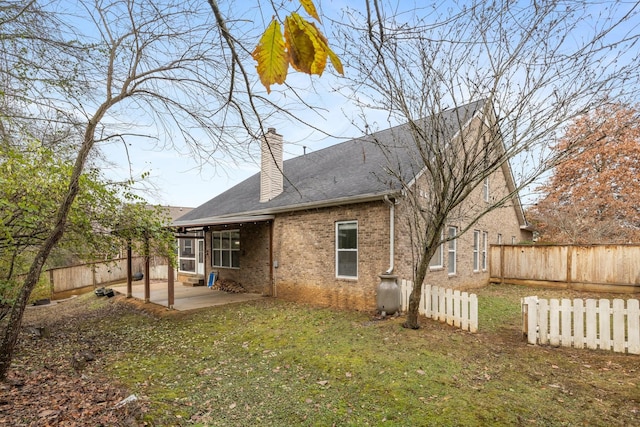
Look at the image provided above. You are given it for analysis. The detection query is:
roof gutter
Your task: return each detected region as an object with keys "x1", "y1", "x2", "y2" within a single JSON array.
[
  {"x1": 383, "y1": 195, "x2": 399, "y2": 274},
  {"x1": 245, "y1": 191, "x2": 400, "y2": 216},
  {"x1": 173, "y1": 214, "x2": 275, "y2": 229},
  {"x1": 174, "y1": 191, "x2": 402, "y2": 229}
]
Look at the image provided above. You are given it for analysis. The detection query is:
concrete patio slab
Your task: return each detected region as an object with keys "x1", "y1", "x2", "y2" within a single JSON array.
[{"x1": 110, "y1": 280, "x2": 263, "y2": 311}]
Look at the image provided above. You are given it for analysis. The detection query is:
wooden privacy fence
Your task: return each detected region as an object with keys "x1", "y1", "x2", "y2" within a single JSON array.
[
  {"x1": 47, "y1": 256, "x2": 169, "y2": 294},
  {"x1": 400, "y1": 280, "x2": 478, "y2": 332},
  {"x1": 490, "y1": 244, "x2": 640, "y2": 293},
  {"x1": 522, "y1": 296, "x2": 640, "y2": 354}
]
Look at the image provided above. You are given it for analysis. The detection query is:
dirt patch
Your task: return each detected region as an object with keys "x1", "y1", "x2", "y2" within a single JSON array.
[
  {"x1": 112, "y1": 294, "x2": 185, "y2": 319},
  {"x1": 2, "y1": 295, "x2": 148, "y2": 426}
]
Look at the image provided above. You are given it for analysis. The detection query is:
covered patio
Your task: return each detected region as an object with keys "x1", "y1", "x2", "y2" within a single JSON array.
[{"x1": 111, "y1": 280, "x2": 263, "y2": 311}]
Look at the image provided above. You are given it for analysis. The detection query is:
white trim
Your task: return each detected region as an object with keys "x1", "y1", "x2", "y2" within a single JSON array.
[
  {"x1": 336, "y1": 220, "x2": 358, "y2": 279},
  {"x1": 447, "y1": 226, "x2": 457, "y2": 275},
  {"x1": 482, "y1": 231, "x2": 488, "y2": 271},
  {"x1": 197, "y1": 239, "x2": 205, "y2": 275},
  {"x1": 212, "y1": 229, "x2": 240, "y2": 269},
  {"x1": 473, "y1": 230, "x2": 480, "y2": 272},
  {"x1": 429, "y1": 231, "x2": 444, "y2": 269},
  {"x1": 178, "y1": 237, "x2": 203, "y2": 274}
]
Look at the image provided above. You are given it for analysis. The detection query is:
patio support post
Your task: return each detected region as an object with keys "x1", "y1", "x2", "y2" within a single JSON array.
[
  {"x1": 168, "y1": 259, "x2": 174, "y2": 309},
  {"x1": 144, "y1": 235, "x2": 150, "y2": 303},
  {"x1": 126, "y1": 239, "x2": 132, "y2": 298}
]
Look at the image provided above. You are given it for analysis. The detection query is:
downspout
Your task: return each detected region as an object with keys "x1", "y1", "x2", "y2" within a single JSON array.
[
  {"x1": 378, "y1": 195, "x2": 401, "y2": 316},
  {"x1": 383, "y1": 195, "x2": 397, "y2": 274},
  {"x1": 269, "y1": 220, "x2": 275, "y2": 297}
]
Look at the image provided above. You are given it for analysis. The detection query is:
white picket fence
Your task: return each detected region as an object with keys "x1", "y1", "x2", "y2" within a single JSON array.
[
  {"x1": 521, "y1": 296, "x2": 640, "y2": 354},
  {"x1": 399, "y1": 280, "x2": 478, "y2": 332}
]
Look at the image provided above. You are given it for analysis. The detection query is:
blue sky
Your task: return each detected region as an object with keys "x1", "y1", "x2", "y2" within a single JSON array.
[
  {"x1": 95, "y1": 0, "x2": 639, "y2": 209},
  {"x1": 99, "y1": 0, "x2": 374, "y2": 209},
  {"x1": 101, "y1": 75, "x2": 368, "y2": 208}
]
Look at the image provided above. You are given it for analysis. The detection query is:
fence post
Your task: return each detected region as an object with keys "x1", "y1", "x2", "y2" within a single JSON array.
[
  {"x1": 573, "y1": 299, "x2": 585, "y2": 349},
  {"x1": 168, "y1": 260, "x2": 175, "y2": 309},
  {"x1": 522, "y1": 296, "x2": 538, "y2": 345},
  {"x1": 469, "y1": 294, "x2": 478, "y2": 333},
  {"x1": 438, "y1": 287, "x2": 446, "y2": 322},
  {"x1": 599, "y1": 299, "x2": 611, "y2": 350},
  {"x1": 538, "y1": 299, "x2": 548, "y2": 345},
  {"x1": 585, "y1": 299, "x2": 598, "y2": 349},
  {"x1": 453, "y1": 290, "x2": 461, "y2": 327},
  {"x1": 445, "y1": 288, "x2": 454, "y2": 325},
  {"x1": 423, "y1": 284, "x2": 431, "y2": 317},
  {"x1": 566, "y1": 246, "x2": 573, "y2": 289},
  {"x1": 560, "y1": 299, "x2": 572, "y2": 347},
  {"x1": 400, "y1": 279, "x2": 411, "y2": 313},
  {"x1": 48, "y1": 269, "x2": 55, "y2": 298},
  {"x1": 499, "y1": 244, "x2": 505, "y2": 284},
  {"x1": 461, "y1": 292, "x2": 469, "y2": 331},
  {"x1": 612, "y1": 299, "x2": 625, "y2": 353},
  {"x1": 126, "y1": 240, "x2": 133, "y2": 298},
  {"x1": 628, "y1": 299, "x2": 640, "y2": 354}
]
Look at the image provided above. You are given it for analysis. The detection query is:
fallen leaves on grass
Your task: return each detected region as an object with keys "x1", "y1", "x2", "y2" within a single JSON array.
[
  {"x1": 0, "y1": 295, "x2": 147, "y2": 426},
  {"x1": 0, "y1": 369, "x2": 142, "y2": 426}
]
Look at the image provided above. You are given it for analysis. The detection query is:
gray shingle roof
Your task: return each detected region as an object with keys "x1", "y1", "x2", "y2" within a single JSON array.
[{"x1": 175, "y1": 100, "x2": 485, "y2": 225}]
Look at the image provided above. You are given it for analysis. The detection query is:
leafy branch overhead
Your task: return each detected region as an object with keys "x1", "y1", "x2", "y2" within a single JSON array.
[{"x1": 252, "y1": 0, "x2": 343, "y2": 93}]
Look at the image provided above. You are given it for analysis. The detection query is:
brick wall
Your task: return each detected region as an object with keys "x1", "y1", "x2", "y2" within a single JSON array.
[
  {"x1": 394, "y1": 161, "x2": 530, "y2": 290},
  {"x1": 238, "y1": 222, "x2": 271, "y2": 293},
  {"x1": 205, "y1": 222, "x2": 272, "y2": 294},
  {"x1": 272, "y1": 201, "x2": 390, "y2": 311}
]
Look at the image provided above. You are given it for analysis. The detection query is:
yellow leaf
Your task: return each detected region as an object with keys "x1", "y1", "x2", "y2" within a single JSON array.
[
  {"x1": 252, "y1": 19, "x2": 288, "y2": 93},
  {"x1": 284, "y1": 13, "x2": 328, "y2": 76},
  {"x1": 327, "y1": 47, "x2": 344, "y2": 75},
  {"x1": 299, "y1": 0, "x2": 321, "y2": 23}
]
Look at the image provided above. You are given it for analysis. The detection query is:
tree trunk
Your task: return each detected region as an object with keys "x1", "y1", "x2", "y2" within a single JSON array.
[
  {"x1": 0, "y1": 230, "x2": 62, "y2": 379},
  {"x1": 0, "y1": 119, "x2": 98, "y2": 380},
  {"x1": 404, "y1": 285, "x2": 422, "y2": 329},
  {"x1": 403, "y1": 244, "x2": 433, "y2": 330}
]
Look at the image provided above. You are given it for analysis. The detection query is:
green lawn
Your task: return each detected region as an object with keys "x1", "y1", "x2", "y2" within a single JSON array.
[{"x1": 20, "y1": 284, "x2": 640, "y2": 426}]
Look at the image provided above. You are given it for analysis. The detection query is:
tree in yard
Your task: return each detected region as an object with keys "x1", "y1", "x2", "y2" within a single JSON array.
[
  {"x1": 333, "y1": 0, "x2": 640, "y2": 328},
  {"x1": 0, "y1": 0, "x2": 308, "y2": 379},
  {"x1": 0, "y1": 136, "x2": 175, "y2": 321},
  {"x1": 0, "y1": 139, "x2": 102, "y2": 319},
  {"x1": 528, "y1": 103, "x2": 640, "y2": 244}
]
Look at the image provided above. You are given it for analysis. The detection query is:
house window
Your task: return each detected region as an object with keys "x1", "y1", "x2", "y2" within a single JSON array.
[
  {"x1": 184, "y1": 239, "x2": 193, "y2": 255},
  {"x1": 482, "y1": 231, "x2": 488, "y2": 271},
  {"x1": 178, "y1": 238, "x2": 196, "y2": 272},
  {"x1": 212, "y1": 230, "x2": 240, "y2": 268},
  {"x1": 336, "y1": 221, "x2": 358, "y2": 278},
  {"x1": 483, "y1": 177, "x2": 490, "y2": 202},
  {"x1": 429, "y1": 231, "x2": 444, "y2": 269},
  {"x1": 497, "y1": 233, "x2": 503, "y2": 245},
  {"x1": 447, "y1": 226, "x2": 457, "y2": 275},
  {"x1": 177, "y1": 231, "x2": 203, "y2": 272},
  {"x1": 473, "y1": 230, "x2": 480, "y2": 272},
  {"x1": 511, "y1": 236, "x2": 516, "y2": 245}
]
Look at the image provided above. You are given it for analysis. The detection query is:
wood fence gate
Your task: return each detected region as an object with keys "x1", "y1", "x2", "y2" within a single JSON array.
[
  {"x1": 400, "y1": 280, "x2": 478, "y2": 332},
  {"x1": 522, "y1": 296, "x2": 640, "y2": 354}
]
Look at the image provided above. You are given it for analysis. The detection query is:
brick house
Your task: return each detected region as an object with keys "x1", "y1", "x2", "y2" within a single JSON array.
[{"x1": 173, "y1": 101, "x2": 532, "y2": 311}]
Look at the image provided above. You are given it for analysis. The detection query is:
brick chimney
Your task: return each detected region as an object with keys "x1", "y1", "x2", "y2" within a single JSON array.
[{"x1": 260, "y1": 128, "x2": 283, "y2": 202}]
